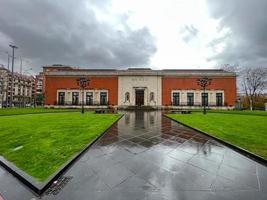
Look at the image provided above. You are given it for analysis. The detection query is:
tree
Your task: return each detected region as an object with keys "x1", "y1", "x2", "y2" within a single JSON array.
[
  {"x1": 241, "y1": 94, "x2": 267, "y2": 110},
  {"x1": 220, "y1": 64, "x2": 240, "y2": 73},
  {"x1": 35, "y1": 93, "x2": 44, "y2": 106},
  {"x1": 220, "y1": 64, "x2": 242, "y2": 90},
  {"x1": 241, "y1": 67, "x2": 267, "y2": 110}
]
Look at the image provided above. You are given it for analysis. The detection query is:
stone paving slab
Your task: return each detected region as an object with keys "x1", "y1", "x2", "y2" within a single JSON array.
[{"x1": 0, "y1": 111, "x2": 266, "y2": 200}]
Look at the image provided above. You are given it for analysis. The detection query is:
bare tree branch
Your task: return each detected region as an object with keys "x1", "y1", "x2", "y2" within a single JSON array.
[{"x1": 241, "y1": 67, "x2": 267, "y2": 110}]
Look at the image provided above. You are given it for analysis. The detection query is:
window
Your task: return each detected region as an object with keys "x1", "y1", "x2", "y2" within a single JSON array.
[
  {"x1": 172, "y1": 92, "x2": 180, "y2": 106},
  {"x1": 150, "y1": 92, "x2": 154, "y2": 102},
  {"x1": 216, "y1": 93, "x2": 223, "y2": 106},
  {"x1": 86, "y1": 92, "x2": 93, "y2": 105},
  {"x1": 187, "y1": 93, "x2": 194, "y2": 106},
  {"x1": 125, "y1": 92, "x2": 130, "y2": 102},
  {"x1": 58, "y1": 92, "x2": 65, "y2": 105},
  {"x1": 201, "y1": 93, "x2": 208, "y2": 106},
  {"x1": 72, "y1": 92, "x2": 79, "y2": 105},
  {"x1": 100, "y1": 92, "x2": 107, "y2": 105}
]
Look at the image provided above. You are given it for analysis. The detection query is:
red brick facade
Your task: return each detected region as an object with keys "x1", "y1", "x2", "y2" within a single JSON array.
[
  {"x1": 162, "y1": 76, "x2": 236, "y2": 106},
  {"x1": 44, "y1": 76, "x2": 118, "y2": 105},
  {"x1": 43, "y1": 66, "x2": 237, "y2": 108}
]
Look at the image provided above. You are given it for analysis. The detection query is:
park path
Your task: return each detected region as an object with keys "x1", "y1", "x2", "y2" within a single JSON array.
[{"x1": 0, "y1": 111, "x2": 267, "y2": 200}]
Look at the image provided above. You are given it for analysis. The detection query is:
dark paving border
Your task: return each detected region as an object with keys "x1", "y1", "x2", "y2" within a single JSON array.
[
  {"x1": 164, "y1": 114, "x2": 267, "y2": 167},
  {"x1": 0, "y1": 114, "x2": 124, "y2": 196}
]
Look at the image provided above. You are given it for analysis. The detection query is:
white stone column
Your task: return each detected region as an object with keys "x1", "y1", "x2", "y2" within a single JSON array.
[
  {"x1": 66, "y1": 91, "x2": 71, "y2": 103},
  {"x1": 93, "y1": 90, "x2": 99, "y2": 105},
  {"x1": 209, "y1": 91, "x2": 214, "y2": 106},
  {"x1": 144, "y1": 88, "x2": 147, "y2": 106},
  {"x1": 181, "y1": 91, "x2": 187, "y2": 105},
  {"x1": 132, "y1": 88, "x2": 135, "y2": 106},
  {"x1": 195, "y1": 91, "x2": 201, "y2": 106}
]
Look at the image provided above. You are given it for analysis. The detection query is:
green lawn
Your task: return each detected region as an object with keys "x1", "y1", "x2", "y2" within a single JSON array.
[
  {"x1": 167, "y1": 112, "x2": 267, "y2": 159},
  {"x1": 0, "y1": 107, "x2": 78, "y2": 115},
  {"x1": 193, "y1": 109, "x2": 267, "y2": 116},
  {"x1": 0, "y1": 112, "x2": 121, "y2": 181}
]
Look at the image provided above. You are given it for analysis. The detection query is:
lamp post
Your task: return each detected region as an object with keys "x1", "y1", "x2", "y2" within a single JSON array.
[
  {"x1": 9, "y1": 44, "x2": 18, "y2": 107},
  {"x1": 197, "y1": 77, "x2": 212, "y2": 114},
  {"x1": 5, "y1": 51, "x2": 11, "y2": 70},
  {"x1": 76, "y1": 77, "x2": 90, "y2": 114}
]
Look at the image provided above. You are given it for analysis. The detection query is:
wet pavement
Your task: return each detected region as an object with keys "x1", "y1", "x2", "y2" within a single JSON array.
[{"x1": 0, "y1": 111, "x2": 267, "y2": 200}]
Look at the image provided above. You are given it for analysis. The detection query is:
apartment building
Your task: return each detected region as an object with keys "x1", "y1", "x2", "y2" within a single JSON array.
[{"x1": 0, "y1": 66, "x2": 36, "y2": 107}]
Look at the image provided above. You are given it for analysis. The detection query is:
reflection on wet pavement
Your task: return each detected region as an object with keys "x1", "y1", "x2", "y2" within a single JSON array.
[{"x1": 0, "y1": 111, "x2": 267, "y2": 200}]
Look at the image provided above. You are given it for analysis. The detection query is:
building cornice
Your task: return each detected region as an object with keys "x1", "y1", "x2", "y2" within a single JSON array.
[
  {"x1": 43, "y1": 66, "x2": 236, "y2": 77},
  {"x1": 45, "y1": 71, "x2": 236, "y2": 77}
]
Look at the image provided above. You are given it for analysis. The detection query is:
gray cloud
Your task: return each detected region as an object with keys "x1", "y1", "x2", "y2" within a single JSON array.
[
  {"x1": 180, "y1": 25, "x2": 199, "y2": 43},
  {"x1": 0, "y1": 0, "x2": 157, "y2": 73},
  {"x1": 206, "y1": 0, "x2": 267, "y2": 67}
]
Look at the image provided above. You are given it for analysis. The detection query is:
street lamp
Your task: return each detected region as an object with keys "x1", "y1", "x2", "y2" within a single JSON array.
[
  {"x1": 76, "y1": 77, "x2": 90, "y2": 114},
  {"x1": 5, "y1": 51, "x2": 11, "y2": 70},
  {"x1": 9, "y1": 44, "x2": 18, "y2": 107},
  {"x1": 197, "y1": 77, "x2": 212, "y2": 114}
]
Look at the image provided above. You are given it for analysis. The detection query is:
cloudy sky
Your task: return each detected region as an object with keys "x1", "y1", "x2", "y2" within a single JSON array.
[{"x1": 0, "y1": 0, "x2": 266, "y2": 74}]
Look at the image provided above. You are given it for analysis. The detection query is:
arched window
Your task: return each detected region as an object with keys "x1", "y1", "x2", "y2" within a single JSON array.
[
  {"x1": 150, "y1": 92, "x2": 154, "y2": 101},
  {"x1": 125, "y1": 92, "x2": 130, "y2": 102}
]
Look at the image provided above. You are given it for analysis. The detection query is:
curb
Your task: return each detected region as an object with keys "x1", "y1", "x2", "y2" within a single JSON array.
[
  {"x1": 164, "y1": 114, "x2": 267, "y2": 167},
  {"x1": 0, "y1": 110, "x2": 79, "y2": 117},
  {"x1": 0, "y1": 114, "x2": 124, "y2": 196}
]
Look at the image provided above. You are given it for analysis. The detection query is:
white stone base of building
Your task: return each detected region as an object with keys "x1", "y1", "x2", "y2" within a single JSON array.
[
  {"x1": 45, "y1": 105, "x2": 110, "y2": 109},
  {"x1": 45, "y1": 104, "x2": 235, "y2": 110}
]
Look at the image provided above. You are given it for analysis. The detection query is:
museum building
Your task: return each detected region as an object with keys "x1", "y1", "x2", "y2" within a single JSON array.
[{"x1": 43, "y1": 65, "x2": 236, "y2": 109}]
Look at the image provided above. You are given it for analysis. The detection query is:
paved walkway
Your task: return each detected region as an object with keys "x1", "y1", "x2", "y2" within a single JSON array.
[{"x1": 0, "y1": 111, "x2": 267, "y2": 200}]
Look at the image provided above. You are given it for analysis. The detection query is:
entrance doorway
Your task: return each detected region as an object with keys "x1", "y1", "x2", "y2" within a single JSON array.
[{"x1": 135, "y1": 90, "x2": 144, "y2": 106}]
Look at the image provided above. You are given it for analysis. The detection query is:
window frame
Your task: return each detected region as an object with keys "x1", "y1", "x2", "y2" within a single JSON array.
[
  {"x1": 201, "y1": 92, "x2": 208, "y2": 106},
  {"x1": 172, "y1": 92, "x2": 180, "y2": 106},
  {"x1": 72, "y1": 92, "x2": 79, "y2": 105},
  {"x1": 216, "y1": 92, "x2": 223, "y2": 106},
  {"x1": 187, "y1": 92, "x2": 194, "y2": 106},
  {"x1": 86, "y1": 92, "x2": 93, "y2": 105},
  {"x1": 100, "y1": 91, "x2": 108, "y2": 105},
  {"x1": 58, "y1": 92, "x2": 65, "y2": 105}
]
